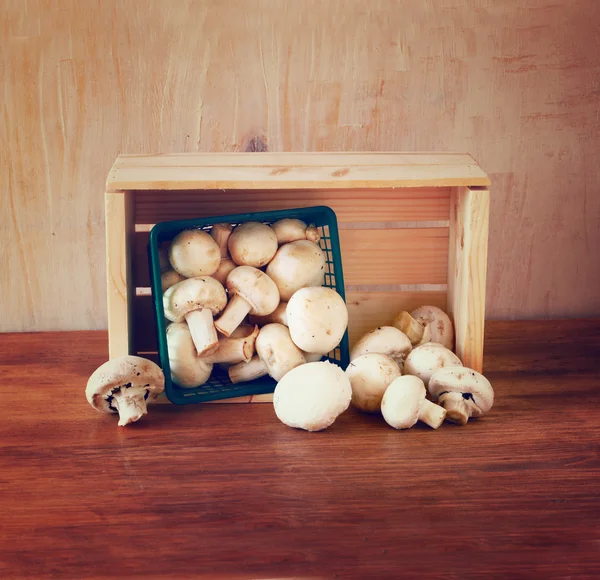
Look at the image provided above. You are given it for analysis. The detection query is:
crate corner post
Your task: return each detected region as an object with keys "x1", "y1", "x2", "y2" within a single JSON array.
[
  {"x1": 105, "y1": 189, "x2": 135, "y2": 359},
  {"x1": 447, "y1": 186, "x2": 490, "y2": 373}
]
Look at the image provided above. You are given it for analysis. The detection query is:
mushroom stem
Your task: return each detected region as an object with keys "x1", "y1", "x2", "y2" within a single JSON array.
[
  {"x1": 228, "y1": 355, "x2": 268, "y2": 383},
  {"x1": 437, "y1": 392, "x2": 470, "y2": 425},
  {"x1": 306, "y1": 225, "x2": 321, "y2": 243},
  {"x1": 184, "y1": 308, "x2": 219, "y2": 356},
  {"x1": 418, "y1": 399, "x2": 447, "y2": 429},
  {"x1": 249, "y1": 301, "x2": 288, "y2": 327},
  {"x1": 202, "y1": 326, "x2": 259, "y2": 364},
  {"x1": 215, "y1": 294, "x2": 253, "y2": 337},
  {"x1": 211, "y1": 223, "x2": 233, "y2": 259},
  {"x1": 392, "y1": 311, "x2": 426, "y2": 346},
  {"x1": 111, "y1": 388, "x2": 149, "y2": 427}
]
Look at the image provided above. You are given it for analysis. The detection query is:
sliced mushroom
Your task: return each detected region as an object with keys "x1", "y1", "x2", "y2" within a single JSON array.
[
  {"x1": 161, "y1": 269, "x2": 186, "y2": 292},
  {"x1": 168, "y1": 229, "x2": 221, "y2": 278},
  {"x1": 163, "y1": 277, "x2": 227, "y2": 356},
  {"x1": 214, "y1": 266, "x2": 280, "y2": 337},
  {"x1": 249, "y1": 301, "x2": 288, "y2": 327},
  {"x1": 228, "y1": 323, "x2": 306, "y2": 383},
  {"x1": 166, "y1": 322, "x2": 213, "y2": 387},
  {"x1": 270, "y1": 218, "x2": 321, "y2": 244},
  {"x1": 202, "y1": 324, "x2": 259, "y2": 365},
  {"x1": 228, "y1": 222, "x2": 278, "y2": 267},
  {"x1": 381, "y1": 375, "x2": 446, "y2": 430},
  {"x1": 345, "y1": 353, "x2": 402, "y2": 413},
  {"x1": 286, "y1": 287, "x2": 348, "y2": 355},
  {"x1": 403, "y1": 342, "x2": 462, "y2": 387},
  {"x1": 86, "y1": 356, "x2": 164, "y2": 426},
  {"x1": 273, "y1": 361, "x2": 352, "y2": 432},
  {"x1": 411, "y1": 305, "x2": 454, "y2": 350},
  {"x1": 266, "y1": 240, "x2": 326, "y2": 301},
  {"x1": 428, "y1": 366, "x2": 495, "y2": 425},
  {"x1": 350, "y1": 326, "x2": 412, "y2": 367}
]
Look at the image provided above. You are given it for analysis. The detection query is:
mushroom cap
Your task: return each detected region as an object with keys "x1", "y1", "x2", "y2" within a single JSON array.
[
  {"x1": 266, "y1": 240, "x2": 326, "y2": 301},
  {"x1": 381, "y1": 375, "x2": 427, "y2": 429},
  {"x1": 163, "y1": 276, "x2": 227, "y2": 322},
  {"x1": 169, "y1": 229, "x2": 221, "y2": 278},
  {"x1": 403, "y1": 342, "x2": 462, "y2": 387},
  {"x1": 270, "y1": 218, "x2": 320, "y2": 244},
  {"x1": 286, "y1": 287, "x2": 348, "y2": 354},
  {"x1": 411, "y1": 305, "x2": 454, "y2": 350},
  {"x1": 226, "y1": 266, "x2": 280, "y2": 316},
  {"x1": 273, "y1": 361, "x2": 352, "y2": 431},
  {"x1": 255, "y1": 323, "x2": 306, "y2": 382},
  {"x1": 161, "y1": 269, "x2": 186, "y2": 292},
  {"x1": 166, "y1": 322, "x2": 213, "y2": 387},
  {"x1": 346, "y1": 353, "x2": 402, "y2": 413},
  {"x1": 86, "y1": 355, "x2": 164, "y2": 414},
  {"x1": 228, "y1": 222, "x2": 278, "y2": 267},
  {"x1": 350, "y1": 326, "x2": 412, "y2": 364},
  {"x1": 212, "y1": 258, "x2": 237, "y2": 285},
  {"x1": 428, "y1": 366, "x2": 494, "y2": 417}
]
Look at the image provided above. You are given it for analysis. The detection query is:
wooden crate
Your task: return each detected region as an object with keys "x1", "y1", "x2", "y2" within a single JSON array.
[{"x1": 105, "y1": 152, "x2": 490, "y2": 401}]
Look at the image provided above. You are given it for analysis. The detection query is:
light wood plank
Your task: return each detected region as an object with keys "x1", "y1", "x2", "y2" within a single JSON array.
[
  {"x1": 105, "y1": 192, "x2": 134, "y2": 359},
  {"x1": 108, "y1": 163, "x2": 489, "y2": 191},
  {"x1": 134, "y1": 188, "x2": 452, "y2": 224},
  {"x1": 448, "y1": 187, "x2": 490, "y2": 372}
]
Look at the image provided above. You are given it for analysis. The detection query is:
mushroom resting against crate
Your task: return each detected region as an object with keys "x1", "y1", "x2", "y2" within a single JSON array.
[{"x1": 104, "y1": 152, "x2": 490, "y2": 403}]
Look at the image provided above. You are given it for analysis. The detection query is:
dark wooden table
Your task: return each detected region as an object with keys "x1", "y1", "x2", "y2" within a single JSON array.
[{"x1": 1, "y1": 320, "x2": 599, "y2": 579}]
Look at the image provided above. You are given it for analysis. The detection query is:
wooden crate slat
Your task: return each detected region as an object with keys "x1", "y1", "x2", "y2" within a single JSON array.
[
  {"x1": 134, "y1": 188, "x2": 451, "y2": 224},
  {"x1": 132, "y1": 227, "x2": 448, "y2": 288},
  {"x1": 109, "y1": 163, "x2": 490, "y2": 191},
  {"x1": 132, "y1": 290, "x2": 447, "y2": 354}
]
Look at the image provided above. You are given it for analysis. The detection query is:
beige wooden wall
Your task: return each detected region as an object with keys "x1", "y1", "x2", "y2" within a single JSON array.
[{"x1": 2, "y1": 0, "x2": 599, "y2": 332}]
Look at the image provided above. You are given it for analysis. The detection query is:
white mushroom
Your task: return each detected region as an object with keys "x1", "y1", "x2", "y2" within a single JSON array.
[
  {"x1": 212, "y1": 258, "x2": 237, "y2": 285},
  {"x1": 411, "y1": 305, "x2": 454, "y2": 350},
  {"x1": 403, "y1": 342, "x2": 462, "y2": 387},
  {"x1": 168, "y1": 229, "x2": 221, "y2": 278},
  {"x1": 202, "y1": 324, "x2": 259, "y2": 365},
  {"x1": 350, "y1": 326, "x2": 412, "y2": 367},
  {"x1": 249, "y1": 301, "x2": 288, "y2": 327},
  {"x1": 273, "y1": 361, "x2": 352, "y2": 432},
  {"x1": 381, "y1": 376, "x2": 447, "y2": 430},
  {"x1": 391, "y1": 311, "x2": 431, "y2": 347},
  {"x1": 270, "y1": 218, "x2": 321, "y2": 245},
  {"x1": 228, "y1": 222, "x2": 278, "y2": 267},
  {"x1": 345, "y1": 353, "x2": 401, "y2": 413},
  {"x1": 210, "y1": 223, "x2": 233, "y2": 259},
  {"x1": 286, "y1": 287, "x2": 348, "y2": 354},
  {"x1": 266, "y1": 240, "x2": 326, "y2": 301},
  {"x1": 161, "y1": 269, "x2": 186, "y2": 292},
  {"x1": 428, "y1": 366, "x2": 495, "y2": 425},
  {"x1": 163, "y1": 277, "x2": 227, "y2": 356},
  {"x1": 228, "y1": 323, "x2": 306, "y2": 383},
  {"x1": 166, "y1": 322, "x2": 213, "y2": 387},
  {"x1": 86, "y1": 356, "x2": 164, "y2": 426},
  {"x1": 212, "y1": 324, "x2": 258, "y2": 372},
  {"x1": 214, "y1": 266, "x2": 280, "y2": 337}
]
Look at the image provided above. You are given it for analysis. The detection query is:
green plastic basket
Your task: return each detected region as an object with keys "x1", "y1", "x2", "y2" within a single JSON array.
[{"x1": 148, "y1": 205, "x2": 349, "y2": 405}]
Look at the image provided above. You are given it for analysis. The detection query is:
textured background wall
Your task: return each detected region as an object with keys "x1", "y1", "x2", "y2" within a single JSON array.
[{"x1": 2, "y1": 0, "x2": 599, "y2": 331}]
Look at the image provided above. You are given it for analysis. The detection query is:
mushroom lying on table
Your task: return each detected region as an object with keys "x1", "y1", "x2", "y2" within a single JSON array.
[
  {"x1": 350, "y1": 326, "x2": 412, "y2": 367},
  {"x1": 273, "y1": 361, "x2": 352, "y2": 432},
  {"x1": 403, "y1": 342, "x2": 462, "y2": 387},
  {"x1": 286, "y1": 287, "x2": 348, "y2": 355},
  {"x1": 266, "y1": 240, "x2": 326, "y2": 301},
  {"x1": 86, "y1": 356, "x2": 164, "y2": 426},
  {"x1": 345, "y1": 353, "x2": 401, "y2": 413},
  {"x1": 214, "y1": 266, "x2": 280, "y2": 337},
  {"x1": 228, "y1": 222, "x2": 278, "y2": 267},
  {"x1": 381, "y1": 376, "x2": 446, "y2": 430},
  {"x1": 270, "y1": 218, "x2": 320, "y2": 244},
  {"x1": 428, "y1": 366, "x2": 495, "y2": 425},
  {"x1": 166, "y1": 322, "x2": 213, "y2": 387},
  {"x1": 168, "y1": 229, "x2": 221, "y2": 278},
  {"x1": 163, "y1": 277, "x2": 227, "y2": 356},
  {"x1": 228, "y1": 323, "x2": 306, "y2": 383}
]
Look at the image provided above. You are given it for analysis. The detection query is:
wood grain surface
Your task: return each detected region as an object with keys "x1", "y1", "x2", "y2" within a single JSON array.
[
  {"x1": 1, "y1": 320, "x2": 599, "y2": 579},
  {"x1": 2, "y1": 0, "x2": 600, "y2": 332}
]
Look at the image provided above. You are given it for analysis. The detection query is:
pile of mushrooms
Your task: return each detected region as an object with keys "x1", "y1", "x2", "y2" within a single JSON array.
[
  {"x1": 345, "y1": 305, "x2": 495, "y2": 430},
  {"x1": 158, "y1": 219, "x2": 349, "y2": 394}
]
